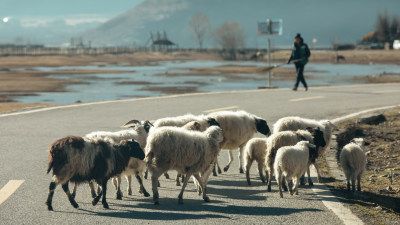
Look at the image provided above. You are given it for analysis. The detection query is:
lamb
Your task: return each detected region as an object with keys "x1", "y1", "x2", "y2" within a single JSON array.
[
  {"x1": 74, "y1": 120, "x2": 153, "y2": 200},
  {"x1": 340, "y1": 138, "x2": 369, "y2": 192},
  {"x1": 265, "y1": 128, "x2": 326, "y2": 191},
  {"x1": 274, "y1": 141, "x2": 317, "y2": 198},
  {"x1": 207, "y1": 110, "x2": 271, "y2": 174},
  {"x1": 45, "y1": 136, "x2": 145, "y2": 210},
  {"x1": 243, "y1": 138, "x2": 268, "y2": 185},
  {"x1": 146, "y1": 125, "x2": 223, "y2": 205},
  {"x1": 272, "y1": 116, "x2": 337, "y2": 183}
]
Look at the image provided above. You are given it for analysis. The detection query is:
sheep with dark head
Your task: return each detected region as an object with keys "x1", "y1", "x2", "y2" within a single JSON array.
[
  {"x1": 45, "y1": 136, "x2": 145, "y2": 211},
  {"x1": 207, "y1": 110, "x2": 271, "y2": 174}
]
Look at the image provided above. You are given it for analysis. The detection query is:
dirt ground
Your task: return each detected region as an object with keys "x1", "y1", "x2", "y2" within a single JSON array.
[
  {"x1": 322, "y1": 109, "x2": 400, "y2": 225},
  {"x1": 1, "y1": 50, "x2": 399, "y2": 114}
]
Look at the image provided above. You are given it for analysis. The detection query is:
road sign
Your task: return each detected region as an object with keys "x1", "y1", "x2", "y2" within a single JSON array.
[{"x1": 258, "y1": 19, "x2": 283, "y2": 36}]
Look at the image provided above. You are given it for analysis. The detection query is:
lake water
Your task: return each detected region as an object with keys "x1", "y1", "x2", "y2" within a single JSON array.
[{"x1": 15, "y1": 61, "x2": 400, "y2": 103}]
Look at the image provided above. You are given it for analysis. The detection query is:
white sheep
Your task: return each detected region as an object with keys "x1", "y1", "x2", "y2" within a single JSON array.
[
  {"x1": 272, "y1": 116, "x2": 337, "y2": 183},
  {"x1": 45, "y1": 136, "x2": 145, "y2": 210},
  {"x1": 74, "y1": 120, "x2": 153, "y2": 200},
  {"x1": 207, "y1": 110, "x2": 271, "y2": 174},
  {"x1": 146, "y1": 125, "x2": 223, "y2": 205},
  {"x1": 274, "y1": 141, "x2": 317, "y2": 198},
  {"x1": 146, "y1": 114, "x2": 220, "y2": 179},
  {"x1": 265, "y1": 128, "x2": 326, "y2": 191},
  {"x1": 340, "y1": 138, "x2": 369, "y2": 192},
  {"x1": 243, "y1": 137, "x2": 268, "y2": 185}
]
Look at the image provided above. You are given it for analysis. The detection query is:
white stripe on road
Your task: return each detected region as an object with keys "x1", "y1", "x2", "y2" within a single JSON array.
[
  {"x1": 0, "y1": 180, "x2": 24, "y2": 205},
  {"x1": 289, "y1": 96, "x2": 325, "y2": 102},
  {"x1": 202, "y1": 105, "x2": 239, "y2": 113}
]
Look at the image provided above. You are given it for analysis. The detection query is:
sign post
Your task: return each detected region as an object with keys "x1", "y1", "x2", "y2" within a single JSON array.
[{"x1": 257, "y1": 19, "x2": 282, "y2": 88}]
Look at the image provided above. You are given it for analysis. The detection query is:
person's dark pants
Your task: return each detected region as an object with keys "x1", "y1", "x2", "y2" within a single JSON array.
[{"x1": 294, "y1": 63, "x2": 308, "y2": 89}]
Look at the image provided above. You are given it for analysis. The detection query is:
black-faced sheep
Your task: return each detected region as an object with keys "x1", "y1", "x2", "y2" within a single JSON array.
[
  {"x1": 77, "y1": 120, "x2": 153, "y2": 200},
  {"x1": 207, "y1": 110, "x2": 271, "y2": 174},
  {"x1": 273, "y1": 116, "x2": 336, "y2": 183},
  {"x1": 45, "y1": 136, "x2": 145, "y2": 210},
  {"x1": 146, "y1": 126, "x2": 223, "y2": 205},
  {"x1": 274, "y1": 141, "x2": 317, "y2": 198},
  {"x1": 243, "y1": 137, "x2": 268, "y2": 185},
  {"x1": 265, "y1": 128, "x2": 326, "y2": 191},
  {"x1": 340, "y1": 138, "x2": 369, "y2": 192}
]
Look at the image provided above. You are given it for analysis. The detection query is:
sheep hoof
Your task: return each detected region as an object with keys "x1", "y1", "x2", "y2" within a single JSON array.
[
  {"x1": 267, "y1": 186, "x2": 271, "y2": 192},
  {"x1": 223, "y1": 166, "x2": 229, "y2": 172},
  {"x1": 116, "y1": 192, "x2": 122, "y2": 200},
  {"x1": 46, "y1": 202, "x2": 53, "y2": 211},
  {"x1": 176, "y1": 182, "x2": 181, "y2": 186},
  {"x1": 247, "y1": 181, "x2": 251, "y2": 186},
  {"x1": 308, "y1": 181, "x2": 314, "y2": 186},
  {"x1": 128, "y1": 190, "x2": 132, "y2": 195},
  {"x1": 92, "y1": 197, "x2": 100, "y2": 206},
  {"x1": 91, "y1": 192, "x2": 97, "y2": 198},
  {"x1": 143, "y1": 192, "x2": 150, "y2": 197},
  {"x1": 212, "y1": 171, "x2": 217, "y2": 176},
  {"x1": 239, "y1": 168, "x2": 244, "y2": 173},
  {"x1": 217, "y1": 168, "x2": 222, "y2": 174},
  {"x1": 72, "y1": 202, "x2": 79, "y2": 208},
  {"x1": 283, "y1": 186, "x2": 288, "y2": 192},
  {"x1": 102, "y1": 202, "x2": 109, "y2": 209},
  {"x1": 279, "y1": 194, "x2": 283, "y2": 198},
  {"x1": 204, "y1": 196, "x2": 210, "y2": 202}
]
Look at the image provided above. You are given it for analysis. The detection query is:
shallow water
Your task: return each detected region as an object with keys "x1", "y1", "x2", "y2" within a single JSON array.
[{"x1": 15, "y1": 61, "x2": 400, "y2": 103}]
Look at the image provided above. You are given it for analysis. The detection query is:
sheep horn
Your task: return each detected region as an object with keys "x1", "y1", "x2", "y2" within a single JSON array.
[
  {"x1": 145, "y1": 120, "x2": 154, "y2": 127},
  {"x1": 121, "y1": 119, "x2": 141, "y2": 128}
]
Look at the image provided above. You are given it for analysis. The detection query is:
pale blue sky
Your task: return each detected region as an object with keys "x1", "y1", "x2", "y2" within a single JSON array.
[{"x1": 0, "y1": 0, "x2": 144, "y2": 20}]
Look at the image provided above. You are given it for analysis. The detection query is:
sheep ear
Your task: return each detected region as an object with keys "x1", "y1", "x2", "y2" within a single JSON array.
[
  {"x1": 121, "y1": 119, "x2": 141, "y2": 128},
  {"x1": 305, "y1": 127, "x2": 314, "y2": 133}
]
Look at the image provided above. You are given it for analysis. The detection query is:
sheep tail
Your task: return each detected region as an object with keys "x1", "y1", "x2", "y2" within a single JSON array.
[
  {"x1": 47, "y1": 158, "x2": 53, "y2": 174},
  {"x1": 146, "y1": 151, "x2": 154, "y2": 167}
]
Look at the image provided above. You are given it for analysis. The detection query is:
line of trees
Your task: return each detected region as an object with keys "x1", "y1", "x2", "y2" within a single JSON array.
[
  {"x1": 375, "y1": 11, "x2": 400, "y2": 48},
  {"x1": 188, "y1": 13, "x2": 245, "y2": 59}
]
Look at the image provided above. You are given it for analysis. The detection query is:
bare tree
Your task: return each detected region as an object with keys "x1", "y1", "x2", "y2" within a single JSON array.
[
  {"x1": 376, "y1": 11, "x2": 400, "y2": 48},
  {"x1": 213, "y1": 22, "x2": 245, "y2": 60},
  {"x1": 188, "y1": 13, "x2": 211, "y2": 49}
]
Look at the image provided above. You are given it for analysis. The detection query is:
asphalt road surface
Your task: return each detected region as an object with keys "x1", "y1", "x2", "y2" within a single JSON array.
[{"x1": 1, "y1": 83, "x2": 399, "y2": 224}]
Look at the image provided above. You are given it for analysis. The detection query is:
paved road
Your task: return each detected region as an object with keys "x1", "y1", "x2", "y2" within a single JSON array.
[{"x1": 1, "y1": 83, "x2": 399, "y2": 224}]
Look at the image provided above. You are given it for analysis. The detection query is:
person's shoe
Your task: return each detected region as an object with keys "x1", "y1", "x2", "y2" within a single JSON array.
[
  {"x1": 305, "y1": 87, "x2": 308, "y2": 91},
  {"x1": 292, "y1": 87, "x2": 297, "y2": 91}
]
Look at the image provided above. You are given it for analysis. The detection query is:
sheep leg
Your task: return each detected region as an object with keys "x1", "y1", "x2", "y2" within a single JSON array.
[
  {"x1": 100, "y1": 180, "x2": 109, "y2": 209},
  {"x1": 257, "y1": 160, "x2": 266, "y2": 183},
  {"x1": 306, "y1": 166, "x2": 313, "y2": 186},
  {"x1": 300, "y1": 174, "x2": 306, "y2": 185},
  {"x1": 163, "y1": 172, "x2": 170, "y2": 179},
  {"x1": 46, "y1": 181, "x2": 57, "y2": 211},
  {"x1": 88, "y1": 181, "x2": 97, "y2": 198},
  {"x1": 92, "y1": 187, "x2": 103, "y2": 206},
  {"x1": 176, "y1": 173, "x2": 181, "y2": 186},
  {"x1": 151, "y1": 170, "x2": 163, "y2": 205},
  {"x1": 267, "y1": 167, "x2": 273, "y2": 192},
  {"x1": 238, "y1": 146, "x2": 245, "y2": 173},
  {"x1": 313, "y1": 161, "x2": 322, "y2": 183},
  {"x1": 135, "y1": 173, "x2": 150, "y2": 197},
  {"x1": 177, "y1": 172, "x2": 192, "y2": 204},
  {"x1": 245, "y1": 159, "x2": 253, "y2": 185},
  {"x1": 62, "y1": 181, "x2": 79, "y2": 209},
  {"x1": 216, "y1": 160, "x2": 222, "y2": 174},
  {"x1": 223, "y1": 150, "x2": 234, "y2": 172},
  {"x1": 116, "y1": 175, "x2": 123, "y2": 200},
  {"x1": 71, "y1": 182, "x2": 77, "y2": 199},
  {"x1": 286, "y1": 177, "x2": 293, "y2": 195},
  {"x1": 351, "y1": 173, "x2": 356, "y2": 192},
  {"x1": 144, "y1": 168, "x2": 148, "y2": 179},
  {"x1": 294, "y1": 177, "x2": 300, "y2": 195},
  {"x1": 125, "y1": 175, "x2": 133, "y2": 195},
  {"x1": 276, "y1": 170, "x2": 283, "y2": 198},
  {"x1": 212, "y1": 163, "x2": 217, "y2": 176},
  {"x1": 193, "y1": 173, "x2": 210, "y2": 202},
  {"x1": 282, "y1": 175, "x2": 289, "y2": 192}
]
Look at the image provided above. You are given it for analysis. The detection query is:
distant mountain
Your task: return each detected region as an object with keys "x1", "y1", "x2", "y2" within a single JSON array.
[{"x1": 81, "y1": 0, "x2": 400, "y2": 48}]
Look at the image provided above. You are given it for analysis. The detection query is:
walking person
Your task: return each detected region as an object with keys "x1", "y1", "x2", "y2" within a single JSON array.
[{"x1": 288, "y1": 33, "x2": 311, "y2": 91}]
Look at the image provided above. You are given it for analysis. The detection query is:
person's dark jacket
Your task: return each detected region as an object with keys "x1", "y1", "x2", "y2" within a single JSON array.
[{"x1": 288, "y1": 42, "x2": 311, "y2": 65}]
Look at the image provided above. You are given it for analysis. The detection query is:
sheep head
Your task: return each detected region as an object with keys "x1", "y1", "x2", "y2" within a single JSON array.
[
  {"x1": 255, "y1": 117, "x2": 271, "y2": 136},
  {"x1": 307, "y1": 127, "x2": 326, "y2": 148}
]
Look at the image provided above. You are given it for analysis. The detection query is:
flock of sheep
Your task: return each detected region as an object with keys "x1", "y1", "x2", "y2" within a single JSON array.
[{"x1": 45, "y1": 110, "x2": 368, "y2": 211}]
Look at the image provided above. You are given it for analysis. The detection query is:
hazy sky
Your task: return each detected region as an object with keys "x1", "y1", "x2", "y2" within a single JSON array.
[{"x1": 0, "y1": 0, "x2": 144, "y2": 24}]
